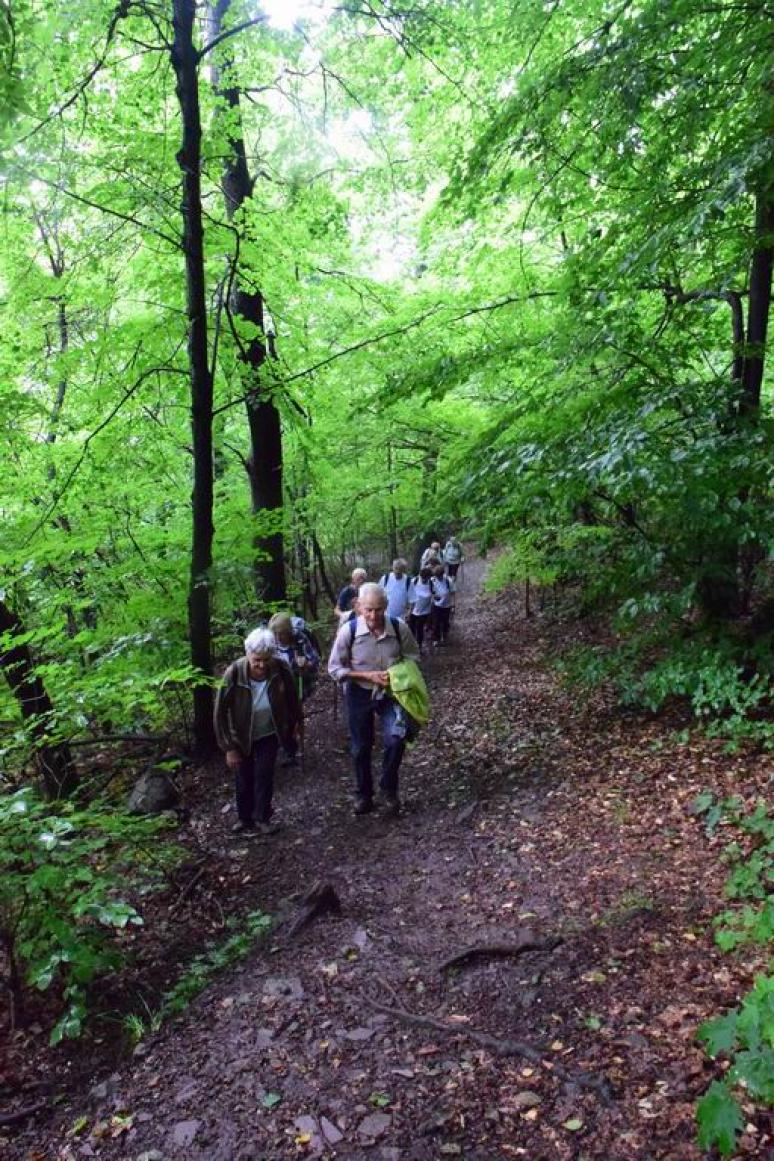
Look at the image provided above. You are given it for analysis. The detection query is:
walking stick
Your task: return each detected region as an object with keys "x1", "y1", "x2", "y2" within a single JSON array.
[{"x1": 297, "y1": 673, "x2": 306, "y2": 773}]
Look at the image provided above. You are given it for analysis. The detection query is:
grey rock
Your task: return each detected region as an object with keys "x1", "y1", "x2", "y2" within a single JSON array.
[
  {"x1": 320, "y1": 1117, "x2": 344, "y2": 1145},
  {"x1": 344, "y1": 1026, "x2": 375, "y2": 1041},
  {"x1": 358, "y1": 1112, "x2": 391, "y2": 1140},
  {"x1": 89, "y1": 1073, "x2": 121, "y2": 1104},
  {"x1": 509, "y1": 1090, "x2": 542, "y2": 1110},
  {"x1": 174, "y1": 1080, "x2": 199, "y2": 1105},
  {"x1": 136, "y1": 1152, "x2": 164, "y2": 1161},
  {"x1": 128, "y1": 769, "x2": 180, "y2": 815},
  {"x1": 263, "y1": 975, "x2": 304, "y2": 1000},
  {"x1": 171, "y1": 1120, "x2": 201, "y2": 1147}
]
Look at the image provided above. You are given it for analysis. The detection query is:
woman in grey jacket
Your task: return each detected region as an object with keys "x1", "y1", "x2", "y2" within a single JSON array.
[{"x1": 214, "y1": 628, "x2": 300, "y2": 835}]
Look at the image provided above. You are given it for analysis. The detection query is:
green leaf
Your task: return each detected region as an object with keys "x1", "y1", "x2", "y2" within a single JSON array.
[
  {"x1": 697, "y1": 1011, "x2": 739, "y2": 1057},
  {"x1": 368, "y1": 1092, "x2": 392, "y2": 1108},
  {"x1": 696, "y1": 1081, "x2": 744, "y2": 1157},
  {"x1": 262, "y1": 1092, "x2": 282, "y2": 1110}
]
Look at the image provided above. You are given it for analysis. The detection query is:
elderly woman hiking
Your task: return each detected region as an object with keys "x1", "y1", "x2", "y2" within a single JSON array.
[
  {"x1": 214, "y1": 627, "x2": 300, "y2": 835},
  {"x1": 328, "y1": 582, "x2": 419, "y2": 818}
]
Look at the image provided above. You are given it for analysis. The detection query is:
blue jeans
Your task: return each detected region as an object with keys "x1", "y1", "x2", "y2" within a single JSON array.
[
  {"x1": 346, "y1": 683, "x2": 406, "y2": 801},
  {"x1": 235, "y1": 735, "x2": 279, "y2": 824}
]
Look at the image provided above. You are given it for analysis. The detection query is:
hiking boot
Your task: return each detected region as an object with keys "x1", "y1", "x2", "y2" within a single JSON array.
[
  {"x1": 381, "y1": 796, "x2": 401, "y2": 819},
  {"x1": 256, "y1": 820, "x2": 282, "y2": 835},
  {"x1": 231, "y1": 821, "x2": 258, "y2": 837},
  {"x1": 353, "y1": 796, "x2": 373, "y2": 816}
]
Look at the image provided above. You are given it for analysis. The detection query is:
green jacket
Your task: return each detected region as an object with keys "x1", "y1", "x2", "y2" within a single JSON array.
[
  {"x1": 387, "y1": 658, "x2": 430, "y2": 727},
  {"x1": 214, "y1": 657, "x2": 300, "y2": 756}
]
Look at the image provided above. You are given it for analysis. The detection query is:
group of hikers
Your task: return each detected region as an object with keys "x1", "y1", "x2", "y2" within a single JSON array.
[{"x1": 213, "y1": 536, "x2": 465, "y2": 833}]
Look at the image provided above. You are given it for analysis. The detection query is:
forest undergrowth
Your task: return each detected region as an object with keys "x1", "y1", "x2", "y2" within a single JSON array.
[{"x1": 2, "y1": 558, "x2": 771, "y2": 1160}]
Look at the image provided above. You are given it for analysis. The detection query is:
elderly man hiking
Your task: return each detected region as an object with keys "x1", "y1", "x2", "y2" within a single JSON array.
[
  {"x1": 328, "y1": 582, "x2": 419, "y2": 818},
  {"x1": 334, "y1": 567, "x2": 367, "y2": 625}
]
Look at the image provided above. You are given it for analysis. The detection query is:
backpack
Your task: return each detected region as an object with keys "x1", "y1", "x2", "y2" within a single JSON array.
[{"x1": 291, "y1": 614, "x2": 322, "y2": 658}]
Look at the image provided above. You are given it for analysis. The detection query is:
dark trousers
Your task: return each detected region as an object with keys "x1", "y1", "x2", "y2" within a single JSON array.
[
  {"x1": 235, "y1": 734, "x2": 279, "y2": 824},
  {"x1": 447, "y1": 562, "x2": 460, "y2": 578},
  {"x1": 346, "y1": 683, "x2": 406, "y2": 801},
  {"x1": 409, "y1": 612, "x2": 430, "y2": 650},
  {"x1": 432, "y1": 605, "x2": 452, "y2": 642}
]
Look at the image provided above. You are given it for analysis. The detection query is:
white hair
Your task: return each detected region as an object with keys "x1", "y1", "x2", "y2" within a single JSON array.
[
  {"x1": 351, "y1": 567, "x2": 367, "y2": 583},
  {"x1": 358, "y1": 581, "x2": 387, "y2": 607},
  {"x1": 244, "y1": 627, "x2": 277, "y2": 656}
]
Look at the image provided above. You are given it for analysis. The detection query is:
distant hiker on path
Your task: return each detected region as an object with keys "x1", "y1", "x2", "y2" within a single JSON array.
[
  {"x1": 328, "y1": 582, "x2": 419, "y2": 817},
  {"x1": 379, "y1": 558, "x2": 412, "y2": 620},
  {"x1": 431, "y1": 563, "x2": 454, "y2": 645},
  {"x1": 408, "y1": 565, "x2": 435, "y2": 654},
  {"x1": 214, "y1": 628, "x2": 301, "y2": 835},
  {"x1": 268, "y1": 612, "x2": 321, "y2": 767},
  {"x1": 420, "y1": 541, "x2": 442, "y2": 569},
  {"x1": 443, "y1": 535, "x2": 464, "y2": 579},
  {"x1": 334, "y1": 567, "x2": 367, "y2": 625}
]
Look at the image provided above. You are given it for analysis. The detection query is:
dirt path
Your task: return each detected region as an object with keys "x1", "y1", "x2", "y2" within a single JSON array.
[{"x1": 6, "y1": 559, "x2": 770, "y2": 1159}]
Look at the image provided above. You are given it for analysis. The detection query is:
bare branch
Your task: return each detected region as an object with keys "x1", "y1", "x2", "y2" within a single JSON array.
[{"x1": 197, "y1": 14, "x2": 268, "y2": 61}]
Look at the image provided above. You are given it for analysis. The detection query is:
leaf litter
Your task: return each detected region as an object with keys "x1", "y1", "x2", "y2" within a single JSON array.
[{"x1": 2, "y1": 558, "x2": 771, "y2": 1159}]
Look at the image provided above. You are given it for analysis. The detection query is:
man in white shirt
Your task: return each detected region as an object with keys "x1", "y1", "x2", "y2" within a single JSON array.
[{"x1": 379, "y1": 558, "x2": 412, "y2": 620}]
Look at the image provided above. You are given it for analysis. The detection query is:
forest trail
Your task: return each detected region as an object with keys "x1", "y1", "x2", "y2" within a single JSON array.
[{"x1": 8, "y1": 558, "x2": 769, "y2": 1160}]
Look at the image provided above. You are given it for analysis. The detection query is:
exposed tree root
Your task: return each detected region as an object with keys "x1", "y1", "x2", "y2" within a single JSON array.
[
  {"x1": 362, "y1": 995, "x2": 614, "y2": 1106},
  {"x1": 284, "y1": 879, "x2": 342, "y2": 941},
  {"x1": 0, "y1": 1099, "x2": 51, "y2": 1127},
  {"x1": 439, "y1": 930, "x2": 562, "y2": 973}
]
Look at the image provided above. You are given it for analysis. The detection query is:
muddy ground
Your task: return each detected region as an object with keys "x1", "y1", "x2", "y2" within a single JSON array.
[{"x1": 3, "y1": 557, "x2": 771, "y2": 1160}]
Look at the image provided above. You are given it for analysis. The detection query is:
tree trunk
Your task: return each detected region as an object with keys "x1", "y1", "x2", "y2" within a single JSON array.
[
  {"x1": 0, "y1": 598, "x2": 77, "y2": 798},
  {"x1": 698, "y1": 186, "x2": 772, "y2": 618},
  {"x1": 209, "y1": 0, "x2": 286, "y2": 606},
  {"x1": 311, "y1": 533, "x2": 337, "y2": 606},
  {"x1": 171, "y1": 0, "x2": 216, "y2": 757},
  {"x1": 740, "y1": 186, "x2": 773, "y2": 418},
  {"x1": 386, "y1": 443, "x2": 398, "y2": 560}
]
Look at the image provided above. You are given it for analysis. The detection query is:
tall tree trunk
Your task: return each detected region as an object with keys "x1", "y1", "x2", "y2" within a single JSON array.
[
  {"x1": 697, "y1": 187, "x2": 772, "y2": 618},
  {"x1": 209, "y1": 0, "x2": 286, "y2": 606},
  {"x1": 311, "y1": 533, "x2": 337, "y2": 606},
  {"x1": 740, "y1": 186, "x2": 773, "y2": 418},
  {"x1": 0, "y1": 598, "x2": 77, "y2": 798},
  {"x1": 171, "y1": 0, "x2": 216, "y2": 757},
  {"x1": 386, "y1": 443, "x2": 398, "y2": 561}
]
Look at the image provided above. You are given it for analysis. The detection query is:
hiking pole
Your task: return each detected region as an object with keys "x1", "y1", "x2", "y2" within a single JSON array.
[
  {"x1": 297, "y1": 678, "x2": 306, "y2": 770},
  {"x1": 297, "y1": 673, "x2": 306, "y2": 773}
]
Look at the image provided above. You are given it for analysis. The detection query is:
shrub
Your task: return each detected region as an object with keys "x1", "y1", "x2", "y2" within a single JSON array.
[
  {"x1": 693, "y1": 795, "x2": 774, "y2": 1156},
  {"x1": 560, "y1": 633, "x2": 772, "y2": 749},
  {"x1": 0, "y1": 787, "x2": 182, "y2": 1044}
]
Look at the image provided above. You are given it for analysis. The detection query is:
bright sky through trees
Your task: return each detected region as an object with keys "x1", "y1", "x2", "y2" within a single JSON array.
[{"x1": 260, "y1": 0, "x2": 331, "y2": 30}]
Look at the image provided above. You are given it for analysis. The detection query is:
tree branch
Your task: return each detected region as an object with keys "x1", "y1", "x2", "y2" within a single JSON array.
[
  {"x1": 19, "y1": 0, "x2": 134, "y2": 144},
  {"x1": 197, "y1": 14, "x2": 268, "y2": 61}
]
